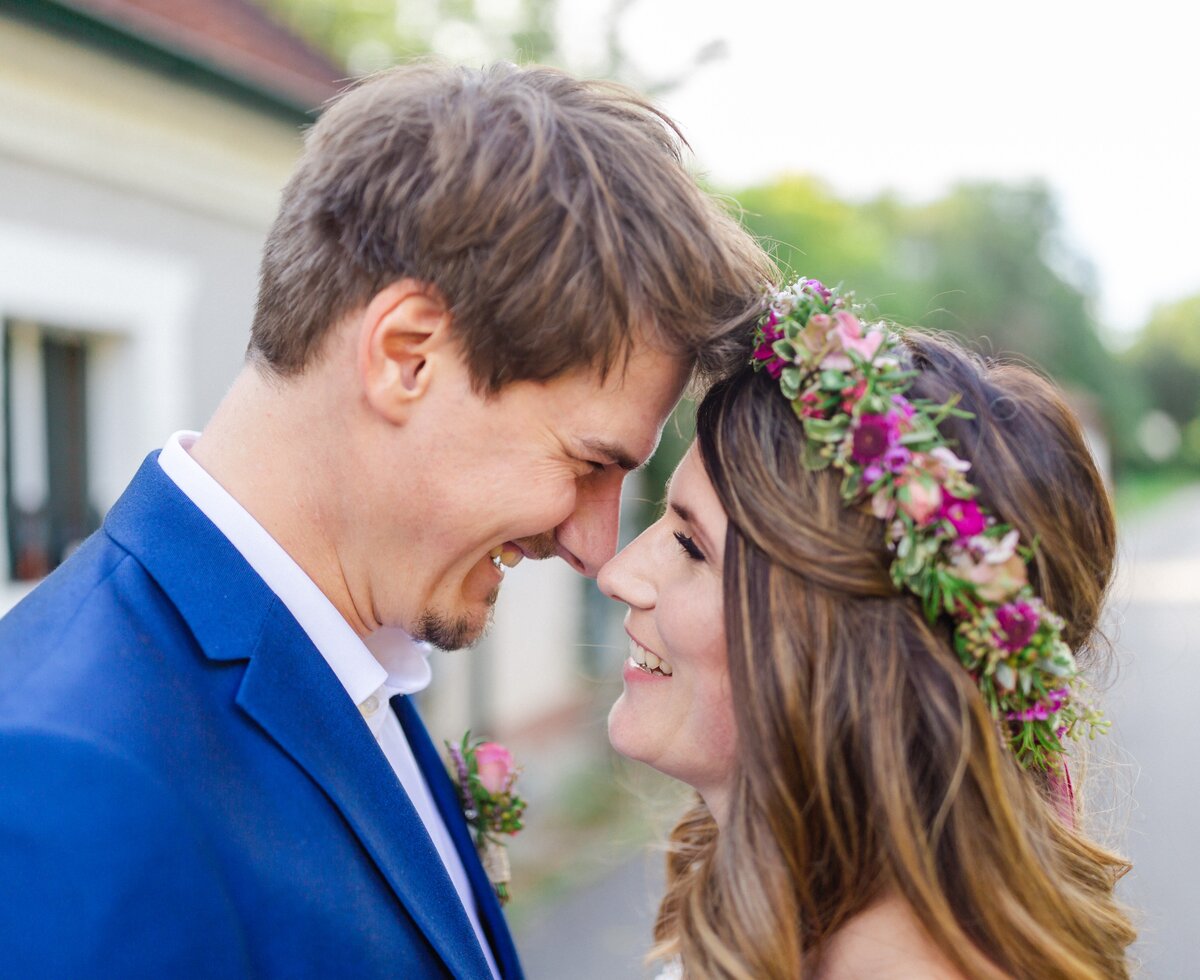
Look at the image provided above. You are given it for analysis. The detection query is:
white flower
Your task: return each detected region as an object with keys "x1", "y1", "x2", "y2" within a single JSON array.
[{"x1": 930, "y1": 446, "x2": 971, "y2": 473}]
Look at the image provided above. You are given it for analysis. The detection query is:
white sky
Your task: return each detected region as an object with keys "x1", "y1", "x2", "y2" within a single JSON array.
[{"x1": 555, "y1": 0, "x2": 1199, "y2": 341}]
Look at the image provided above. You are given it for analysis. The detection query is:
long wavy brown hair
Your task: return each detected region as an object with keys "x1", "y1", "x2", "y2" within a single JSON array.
[{"x1": 653, "y1": 332, "x2": 1135, "y2": 978}]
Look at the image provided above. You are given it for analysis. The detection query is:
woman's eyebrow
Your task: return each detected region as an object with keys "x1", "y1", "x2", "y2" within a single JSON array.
[{"x1": 669, "y1": 500, "x2": 714, "y2": 557}]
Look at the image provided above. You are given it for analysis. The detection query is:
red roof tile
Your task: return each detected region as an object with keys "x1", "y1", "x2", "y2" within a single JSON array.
[{"x1": 51, "y1": 0, "x2": 346, "y2": 112}]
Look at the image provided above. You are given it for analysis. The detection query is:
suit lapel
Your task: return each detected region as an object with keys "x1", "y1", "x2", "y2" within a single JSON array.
[
  {"x1": 104, "y1": 455, "x2": 494, "y2": 980},
  {"x1": 394, "y1": 696, "x2": 524, "y2": 980}
]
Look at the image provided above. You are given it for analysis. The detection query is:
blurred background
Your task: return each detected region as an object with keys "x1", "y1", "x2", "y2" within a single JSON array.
[{"x1": 0, "y1": 0, "x2": 1195, "y2": 974}]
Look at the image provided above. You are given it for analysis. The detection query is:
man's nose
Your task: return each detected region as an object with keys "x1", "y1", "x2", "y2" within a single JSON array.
[{"x1": 554, "y1": 473, "x2": 623, "y2": 578}]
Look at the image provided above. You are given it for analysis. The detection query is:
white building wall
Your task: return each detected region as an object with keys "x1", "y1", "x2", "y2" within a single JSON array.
[{"x1": 0, "y1": 10, "x2": 605, "y2": 734}]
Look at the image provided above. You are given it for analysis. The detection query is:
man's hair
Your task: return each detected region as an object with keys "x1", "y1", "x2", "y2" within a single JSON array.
[{"x1": 250, "y1": 61, "x2": 774, "y2": 389}]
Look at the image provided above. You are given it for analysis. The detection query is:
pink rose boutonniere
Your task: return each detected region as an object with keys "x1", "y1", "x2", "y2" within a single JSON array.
[{"x1": 446, "y1": 733, "x2": 527, "y2": 906}]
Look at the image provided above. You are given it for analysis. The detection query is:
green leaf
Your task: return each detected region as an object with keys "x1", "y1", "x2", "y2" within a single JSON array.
[
  {"x1": 803, "y1": 417, "x2": 848, "y2": 443},
  {"x1": 802, "y1": 440, "x2": 831, "y2": 471},
  {"x1": 780, "y1": 366, "x2": 802, "y2": 399}
]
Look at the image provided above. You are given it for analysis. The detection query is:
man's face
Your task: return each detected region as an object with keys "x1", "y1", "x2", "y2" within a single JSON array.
[{"x1": 381, "y1": 343, "x2": 689, "y2": 649}]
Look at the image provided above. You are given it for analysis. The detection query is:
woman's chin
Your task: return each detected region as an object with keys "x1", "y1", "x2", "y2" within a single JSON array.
[{"x1": 606, "y1": 696, "x2": 655, "y2": 768}]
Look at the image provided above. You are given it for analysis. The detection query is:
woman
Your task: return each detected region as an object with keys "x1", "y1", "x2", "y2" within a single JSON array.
[{"x1": 600, "y1": 279, "x2": 1135, "y2": 979}]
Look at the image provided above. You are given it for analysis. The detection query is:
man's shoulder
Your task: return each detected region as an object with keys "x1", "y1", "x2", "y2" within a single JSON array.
[
  {"x1": 0, "y1": 725, "x2": 253, "y2": 976},
  {"x1": 0, "y1": 528, "x2": 197, "y2": 722}
]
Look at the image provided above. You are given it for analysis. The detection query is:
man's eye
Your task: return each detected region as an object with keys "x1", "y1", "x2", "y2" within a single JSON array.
[{"x1": 673, "y1": 531, "x2": 705, "y2": 561}]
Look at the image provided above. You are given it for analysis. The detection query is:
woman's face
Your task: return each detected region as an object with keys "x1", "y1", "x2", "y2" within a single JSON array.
[{"x1": 599, "y1": 443, "x2": 736, "y2": 810}]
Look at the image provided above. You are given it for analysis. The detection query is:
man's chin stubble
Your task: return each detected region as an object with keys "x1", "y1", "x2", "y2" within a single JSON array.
[{"x1": 413, "y1": 588, "x2": 499, "y2": 651}]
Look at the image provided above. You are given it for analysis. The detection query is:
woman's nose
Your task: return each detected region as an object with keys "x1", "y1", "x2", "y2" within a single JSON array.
[{"x1": 597, "y1": 526, "x2": 657, "y2": 609}]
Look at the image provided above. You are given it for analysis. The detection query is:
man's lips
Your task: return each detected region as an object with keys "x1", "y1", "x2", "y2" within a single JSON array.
[
  {"x1": 512, "y1": 532, "x2": 558, "y2": 561},
  {"x1": 488, "y1": 542, "x2": 525, "y2": 569}
]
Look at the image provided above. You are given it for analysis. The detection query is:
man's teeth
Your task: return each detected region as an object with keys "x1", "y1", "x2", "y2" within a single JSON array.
[
  {"x1": 629, "y1": 638, "x2": 672, "y2": 676},
  {"x1": 489, "y1": 545, "x2": 524, "y2": 570}
]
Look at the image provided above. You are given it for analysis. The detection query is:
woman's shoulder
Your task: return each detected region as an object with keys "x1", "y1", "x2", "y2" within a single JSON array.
[{"x1": 813, "y1": 894, "x2": 972, "y2": 980}]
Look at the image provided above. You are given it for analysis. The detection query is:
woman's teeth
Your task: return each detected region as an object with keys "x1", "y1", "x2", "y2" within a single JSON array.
[
  {"x1": 489, "y1": 545, "x2": 524, "y2": 571},
  {"x1": 629, "y1": 638, "x2": 672, "y2": 676}
]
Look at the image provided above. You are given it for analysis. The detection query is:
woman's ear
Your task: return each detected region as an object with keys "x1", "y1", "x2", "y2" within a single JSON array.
[{"x1": 357, "y1": 279, "x2": 453, "y2": 423}]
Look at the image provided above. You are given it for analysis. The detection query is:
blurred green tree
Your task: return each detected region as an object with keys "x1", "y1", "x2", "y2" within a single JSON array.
[
  {"x1": 259, "y1": 0, "x2": 561, "y2": 75},
  {"x1": 1123, "y1": 294, "x2": 1200, "y2": 466},
  {"x1": 1125, "y1": 294, "x2": 1200, "y2": 427},
  {"x1": 737, "y1": 177, "x2": 1146, "y2": 468}
]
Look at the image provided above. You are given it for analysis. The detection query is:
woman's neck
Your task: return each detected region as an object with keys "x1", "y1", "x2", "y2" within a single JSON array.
[{"x1": 812, "y1": 892, "x2": 966, "y2": 980}]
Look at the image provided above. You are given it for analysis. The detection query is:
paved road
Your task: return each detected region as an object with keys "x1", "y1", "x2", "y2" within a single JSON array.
[
  {"x1": 516, "y1": 846, "x2": 666, "y2": 979},
  {"x1": 1106, "y1": 484, "x2": 1200, "y2": 976},
  {"x1": 515, "y1": 485, "x2": 1200, "y2": 978}
]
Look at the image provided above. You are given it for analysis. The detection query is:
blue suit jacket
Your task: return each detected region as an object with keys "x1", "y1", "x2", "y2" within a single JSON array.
[{"x1": 0, "y1": 455, "x2": 524, "y2": 979}]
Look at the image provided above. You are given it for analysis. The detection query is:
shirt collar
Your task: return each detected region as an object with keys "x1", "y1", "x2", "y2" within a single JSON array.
[{"x1": 157, "y1": 431, "x2": 432, "y2": 703}]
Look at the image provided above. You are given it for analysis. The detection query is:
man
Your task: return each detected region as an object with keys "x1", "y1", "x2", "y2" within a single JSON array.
[{"x1": 0, "y1": 62, "x2": 771, "y2": 977}]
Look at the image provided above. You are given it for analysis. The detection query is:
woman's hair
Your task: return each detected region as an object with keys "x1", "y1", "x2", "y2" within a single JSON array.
[{"x1": 655, "y1": 331, "x2": 1134, "y2": 978}]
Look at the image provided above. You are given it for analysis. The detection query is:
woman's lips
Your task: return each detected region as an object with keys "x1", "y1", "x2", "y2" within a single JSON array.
[{"x1": 626, "y1": 631, "x2": 673, "y2": 676}]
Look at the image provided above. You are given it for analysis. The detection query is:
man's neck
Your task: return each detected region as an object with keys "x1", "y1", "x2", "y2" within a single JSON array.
[{"x1": 189, "y1": 363, "x2": 379, "y2": 637}]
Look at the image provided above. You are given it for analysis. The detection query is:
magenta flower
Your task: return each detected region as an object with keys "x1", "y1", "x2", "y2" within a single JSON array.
[
  {"x1": 850, "y1": 413, "x2": 896, "y2": 464},
  {"x1": 995, "y1": 600, "x2": 1040, "y2": 651},
  {"x1": 891, "y1": 394, "x2": 915, "y2": 420},
  {"x1": 883, "y1": 444, "x2": 912, "y2": 473},
  {"x1": 799, "y1": 389, "x2": 826, "y2": 418},
  {"x1": 940, "y1": 493, "x2": 987, "y2": 537},
  {"x1": 803, "y1": 278, "x2": 831, "y2": 301},
  {"x1": 753, "y1": 321, "x2": 787, "y2": 379}
]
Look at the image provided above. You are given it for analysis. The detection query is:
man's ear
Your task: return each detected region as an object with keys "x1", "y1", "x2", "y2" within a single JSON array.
[{"x1": 357, "y1": 279, "x2": 453, "y2": 423}]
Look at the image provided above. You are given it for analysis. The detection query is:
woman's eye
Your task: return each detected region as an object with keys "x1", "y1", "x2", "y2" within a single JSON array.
[{"x1": 673, "y1": 530, "x2": 706, "y2": 562}]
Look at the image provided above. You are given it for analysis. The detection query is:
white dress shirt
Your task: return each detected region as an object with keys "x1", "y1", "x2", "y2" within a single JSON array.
[{"x1": 158, "y1": 432, "x2": 499, "y2": 979}]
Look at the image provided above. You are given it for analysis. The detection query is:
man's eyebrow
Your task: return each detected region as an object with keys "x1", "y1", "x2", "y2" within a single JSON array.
[{"x1": 578, "y1": 437, "x2": 642, "y2": 472}]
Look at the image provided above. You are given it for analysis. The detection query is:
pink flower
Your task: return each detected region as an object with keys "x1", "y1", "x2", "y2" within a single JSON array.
[
  {"x1": 897, "y1": 475, "x2": 943, "y2": 525},
  {"x1": 995, "y1": 600, "x2": 1040, "y2": 651},
  {"x1": 475, "y1": 742, "x2": 516, "y2": 795},
  {"x1": 821, "y1": 312, "x2": 885, "y2": 370},
  {"x1": 871, "y1": 489, "x2": 897, "y2": 520},
  {"x1": 940, "y1": 493, "x2": 987, "y2": 537},
  {"x1": 798, "y1": 312, "x2": 835, "y2": 354},
  {"x1": 948, "y1": 548, "x2": 1028, "y2": 603}
]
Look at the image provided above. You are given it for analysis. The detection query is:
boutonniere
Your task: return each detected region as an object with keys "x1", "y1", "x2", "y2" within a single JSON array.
[{"x1": 446, "y1": 733, "x2": 527, "y2": 906}]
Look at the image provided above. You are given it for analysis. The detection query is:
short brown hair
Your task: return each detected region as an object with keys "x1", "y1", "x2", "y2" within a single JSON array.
[{"x1": 250, "y1": 61, "x2": 774, "y2": 388}]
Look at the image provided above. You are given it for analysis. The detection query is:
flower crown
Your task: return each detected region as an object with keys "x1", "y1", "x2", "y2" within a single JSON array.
[{"x1": 751, "y1": 277, "x2": 1106, "y2": 770}]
